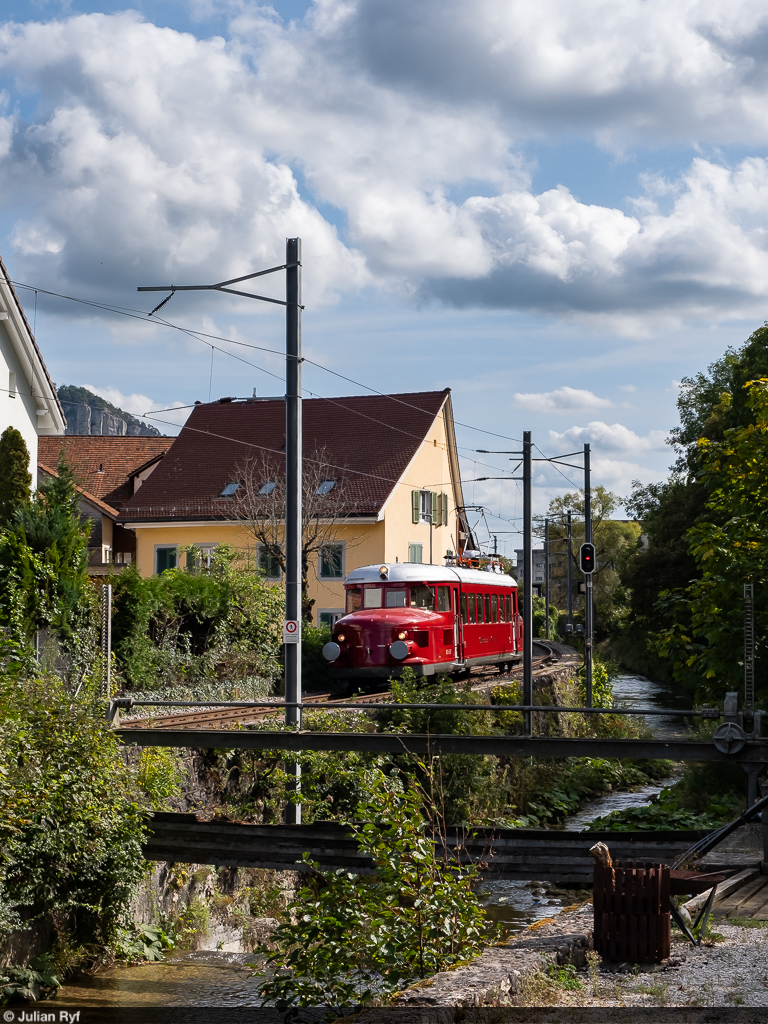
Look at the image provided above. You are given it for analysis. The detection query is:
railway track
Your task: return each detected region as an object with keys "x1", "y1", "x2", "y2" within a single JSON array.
[{"x1": 119, "y1": 643, "x2": 558, "y2": 732}]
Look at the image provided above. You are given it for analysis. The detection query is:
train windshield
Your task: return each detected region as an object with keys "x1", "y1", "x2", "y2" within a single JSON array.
[
  {"x1": 385, "y1": 588, "x2": 407, "y2": 607},
  {"x1": 410, "y1": 585, "x2": 435, "y2": 609},
  {"x1": 363, "y1": 586, "x2": 383, "y2": 608},
  {"x1": 345, "y1": 587, "x2": 362, "y2": 614}
]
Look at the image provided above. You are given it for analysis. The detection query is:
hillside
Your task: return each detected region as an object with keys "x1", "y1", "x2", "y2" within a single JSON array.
[{"x1": 57, "y1": 385, "x2": 164, "y2": 437}]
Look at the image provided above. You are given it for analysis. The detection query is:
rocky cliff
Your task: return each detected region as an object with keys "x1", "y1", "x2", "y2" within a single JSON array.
[{"x1": 58, "y1": 385, "x2": 163, "y2": 436}]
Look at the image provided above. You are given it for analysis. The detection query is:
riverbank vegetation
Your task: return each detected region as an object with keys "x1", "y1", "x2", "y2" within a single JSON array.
[
  {"x1": 253, "y1": 764, "x2": 489, "y2": 1013},
  {"x1": 0, "y1": 652, "x2": 145, "y2": 975}
]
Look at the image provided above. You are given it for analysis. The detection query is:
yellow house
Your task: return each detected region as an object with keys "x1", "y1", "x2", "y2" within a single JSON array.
[{"x1": 119, "y1": 389, "x2": 471, "y2": 627}]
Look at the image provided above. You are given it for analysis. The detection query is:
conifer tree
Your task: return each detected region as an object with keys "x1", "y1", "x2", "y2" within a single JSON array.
[{"x1": 0, "y1": 426, "x2": 31, "y2": 526}]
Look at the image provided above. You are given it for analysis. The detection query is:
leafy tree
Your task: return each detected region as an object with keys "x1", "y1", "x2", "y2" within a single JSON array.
[
  {"x1": 0, "y1": 451, "x2": 92, "y2": 646},
  {"x1": 0, "y1": 426, "x2": 31, "y2": 526},
  {"x1": 649, "y1": 380, "x2": 768, "y2": 702},
  {"x1": 619, "y1": 326, "x2": 768, "y2": 684}
]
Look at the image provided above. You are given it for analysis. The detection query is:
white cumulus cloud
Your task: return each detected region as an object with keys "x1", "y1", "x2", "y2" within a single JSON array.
[{"x1": 514, "y1": 387, "x2": 613, "y2": 414}]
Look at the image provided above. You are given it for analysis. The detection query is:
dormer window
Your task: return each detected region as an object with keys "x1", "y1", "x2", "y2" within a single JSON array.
[
  {"x1": 259, "y1": 480, "x2": 276, "y2": 496},
  {"x1": 220, "y1": 482, "x2": 241, "y2": 497},
  {"x1": 316, "y1": 479, "x2": 336, "y2": 496}
]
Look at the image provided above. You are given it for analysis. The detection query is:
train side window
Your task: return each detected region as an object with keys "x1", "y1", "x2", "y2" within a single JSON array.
[
  {"x1": 363, "y1": 586, "x2": 383, "y2": 608},
  {"x1": 498, "y1": 595, "x2": 506, "y2": 622},
  {"x1": 476, "y1": 593, "x2": 484, "y2": 623},
  {"x1": 346, "y1": 587, "x2": 362, "y2": 614},
  {"x1": 410, "y1": 585, "x2": 435, "y2": 609},
  {"x1": 485, "y1": 594, "x2": 492, "y2": 622},
  {"x1": 436, "y1": 586, "x2": 450, "y2": 612},
  {"x1": 385, "y1": 588, "x2": 407, "y2": 607},
  {"x1": 506, "y1": 594, "x2": 512, "y2": 619},
  {"x1": 491, "y1": 594, "x2": 498, "y2": 622},
  {"x1": 468, "y1": 594, "x2": 476, "y2": 623},
  {"x1": 461, "y1": 592, "x2": 468, "y2": 624}
]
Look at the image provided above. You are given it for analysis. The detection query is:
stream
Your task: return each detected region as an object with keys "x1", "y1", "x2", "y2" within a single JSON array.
[{"x1": 54, "y1": 672, "x2": 685, "y2": 1010}]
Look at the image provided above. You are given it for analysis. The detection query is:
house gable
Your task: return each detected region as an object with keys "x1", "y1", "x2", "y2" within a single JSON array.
[{"x1": 0, "y1": 257, "x2": 65, "y2": 472}]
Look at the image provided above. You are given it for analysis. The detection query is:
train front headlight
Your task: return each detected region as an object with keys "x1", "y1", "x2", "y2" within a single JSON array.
[
  {"x1": 322, "y1": 641, "x2": 341, "y2": 662},
  {"x1": 389, "y1": 639, "x2": 410, "y2": 660},
  {"x1": 397, "y1": 631, "x2": 407, "y2": 640},
  {"x1": 336, "y1": 633, "x2": 345, "y2": 642}
]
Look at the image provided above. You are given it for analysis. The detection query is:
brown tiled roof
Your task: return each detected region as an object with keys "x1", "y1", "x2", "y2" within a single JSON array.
[
  {"x1": 38, "y1": 461, "x2": 120, "y2": 518},
  {"x1": 38, "y1": 436, "x2": 174, "y2": 510},
  {"x1": 119, "y1": 390, "x2": 451, "y2": 522},
  {"x1": 0, "y1": 257, "x2": 65, "y2": 423}
]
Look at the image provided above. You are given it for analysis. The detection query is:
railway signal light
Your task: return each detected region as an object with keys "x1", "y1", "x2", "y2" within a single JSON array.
[{"x1": 580, "y1": 542, "x2": 596, "y2": 574}]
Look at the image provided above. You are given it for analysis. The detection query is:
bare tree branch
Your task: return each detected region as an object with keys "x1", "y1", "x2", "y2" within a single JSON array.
[{"x1": 233, "y1": 448, "x2": 362, "y2": 620}]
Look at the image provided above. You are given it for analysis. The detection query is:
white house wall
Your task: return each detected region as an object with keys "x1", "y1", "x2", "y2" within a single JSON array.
[{"x1": 0, "y1": 319, "x2": 40, "y2": 475}]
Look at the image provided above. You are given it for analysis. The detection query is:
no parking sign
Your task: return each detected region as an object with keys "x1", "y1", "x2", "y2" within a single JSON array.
[{"x1": 283, "y1": 619, "x2": 301, "y2": 643}]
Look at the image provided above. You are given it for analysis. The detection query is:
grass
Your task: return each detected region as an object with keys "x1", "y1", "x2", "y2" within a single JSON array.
[{"x1": 729, "y1": 917, "x2": 768, "y2": 929}]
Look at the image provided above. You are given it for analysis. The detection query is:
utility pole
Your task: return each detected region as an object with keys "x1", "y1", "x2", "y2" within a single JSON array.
[
  {"x1": 544, "y1": 518, "x2": 550, "y2": 640},
  {"x1": 567, "y1": 510, "x2": 573, "y2": 631},
  {"x1": 584, "y1": 443, "x2": 593, "y2": 707},
  {"x1": 523, "y1": 431, "x2": 533, "y2": 735},
  {"x1": 284, "y1": 238, "x2": 303, "y2": 823},
  {"x1": 138, "y1": 238, "x2": 304, "y2": 822}
]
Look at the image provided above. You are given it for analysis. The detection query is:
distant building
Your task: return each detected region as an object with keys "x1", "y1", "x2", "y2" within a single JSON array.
[
  {"x1": 0, "y1": 257, "x2": 65, "y2": 467},
  {"x1": 118, "y1": 390, "x2": 470, "y2": 627},
  {"x1": 38, "y1": 436, "x2": 173, "y2": 570}
]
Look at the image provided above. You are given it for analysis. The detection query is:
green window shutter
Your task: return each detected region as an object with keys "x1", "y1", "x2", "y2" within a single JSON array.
[
  {"x1": 441, "y1": 492, "x2": 448, "y2": 526},
  {"x1": 412, "y1": 490, "x2": 420, "y2": 524},
  {"x1": 432, "y1": 491, "x2": 438, "y2": 524}
]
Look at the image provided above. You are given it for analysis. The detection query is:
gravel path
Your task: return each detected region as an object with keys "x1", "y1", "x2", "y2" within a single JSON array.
[{"x1": 580, "y1": 920, "x2": 768, "y2": 1008}]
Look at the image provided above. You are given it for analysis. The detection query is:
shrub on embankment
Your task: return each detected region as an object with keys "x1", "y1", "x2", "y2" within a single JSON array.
[
  {"x1": 0, "y1": 648, "x2": 145, "y2": 966},
  {"x1": 110, "y1": 546, "x2": 283, "y2": 694}
]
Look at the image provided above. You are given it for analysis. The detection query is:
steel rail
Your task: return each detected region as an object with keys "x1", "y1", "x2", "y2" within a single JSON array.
[{"x1": 115, "y1": 730, "x2": 768, "y2": 762}]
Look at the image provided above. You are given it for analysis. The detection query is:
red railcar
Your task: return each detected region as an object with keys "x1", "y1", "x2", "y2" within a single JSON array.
[{"x1": 322, "y1": 562, "x2": 523, "y2": 681}]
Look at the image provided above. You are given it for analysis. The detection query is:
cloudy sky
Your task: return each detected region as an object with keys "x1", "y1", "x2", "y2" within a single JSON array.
[{"x1": 1, "y1": 0, "x2": 766, "y2": 555}]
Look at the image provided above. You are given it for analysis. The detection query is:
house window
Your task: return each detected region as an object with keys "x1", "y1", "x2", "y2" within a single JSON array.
[
  {"x1": 408, "y1": 542, "x2": 423, "y2": 563},
  {"x1": 8, "y1": 371, "x2": 15, "y2": 398},
  {"x1": 102, "y1": 545, "x2": 112, "y2": 564},
  {"x1": 186, "y1": 544, "x2": 217, "y2": 570},
  {"x1": 318, "y1": 609, "x2": 343, "y2": 629},
  {"x1": 420, "y1": 490, "x2": 432, "y2": 521},
  {"x1": 220, "y1": 482, "x2": 241, "y2": 497},
  {"x1": 316, "y1": 479, "x2": 336, "y2": 496},
  {"x1": 257, "y1": 545, "x2": 282, "y2": 579},
  {"x1": 155, "y1": 546, "x2": 177, "y2": 573},
  {"x1": 319, "y1": 543, "x2": 344, "y2": 579},
  {"x1": 259, "y1": 481, "x2": 276, "y2": 496}
]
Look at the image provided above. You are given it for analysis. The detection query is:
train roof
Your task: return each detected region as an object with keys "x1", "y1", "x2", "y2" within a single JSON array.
[{"x1": 344, "y1": 562, "x2": 518, "y2": 588}]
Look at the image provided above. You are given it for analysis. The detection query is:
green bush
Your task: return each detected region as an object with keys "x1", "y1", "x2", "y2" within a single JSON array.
[
  {"x1": 0, "y1": 664, "x2": 146, "y2": 950},
  {"x1": 111, "y1": 546, "x2": 283, "y2": 692},
  {"x1": 251, "y1": 764, "x2": 489, "y2": 1012}
]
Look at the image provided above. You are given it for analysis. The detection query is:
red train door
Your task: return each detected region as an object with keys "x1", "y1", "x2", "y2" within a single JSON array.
[{"x1": 452, "y1": 587, "x2": 463, "y2": 662}]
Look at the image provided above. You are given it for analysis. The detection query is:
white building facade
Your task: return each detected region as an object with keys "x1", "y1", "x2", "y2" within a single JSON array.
[{"x1": 0, "y1": 258, "x2": 65, "y2": 469}]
